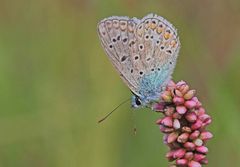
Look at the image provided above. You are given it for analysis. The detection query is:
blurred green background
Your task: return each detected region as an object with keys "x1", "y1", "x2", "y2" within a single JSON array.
[{"x1": 0, "y1": 0, "x2": 240, "y2": 166}]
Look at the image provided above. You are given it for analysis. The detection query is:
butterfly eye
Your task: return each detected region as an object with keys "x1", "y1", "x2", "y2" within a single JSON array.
[{"x1": 135, "y1": 97, "x2": 142, "y2": 106}]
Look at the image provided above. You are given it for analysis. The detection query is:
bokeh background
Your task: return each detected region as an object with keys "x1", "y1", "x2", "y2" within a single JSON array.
[{"x1": 0, "y1": 0, "x2": 240, "y2": 166}]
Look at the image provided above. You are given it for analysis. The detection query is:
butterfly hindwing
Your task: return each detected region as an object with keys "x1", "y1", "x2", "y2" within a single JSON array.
[{"x1": 98, "y1": 13, "x2": 180, "y2": 99}]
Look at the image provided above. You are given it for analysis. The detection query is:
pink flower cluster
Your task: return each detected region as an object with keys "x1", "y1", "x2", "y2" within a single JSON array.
[{"x1": 153, "y1": 81, "x2": 213, "y2": 167}]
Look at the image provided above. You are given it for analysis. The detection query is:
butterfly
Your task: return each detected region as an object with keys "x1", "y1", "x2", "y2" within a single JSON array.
[{"x1": 97, "y1": 13, "x2": 180, "y2": 108}]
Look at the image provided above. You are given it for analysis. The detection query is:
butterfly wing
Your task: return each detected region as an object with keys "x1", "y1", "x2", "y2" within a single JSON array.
[{"x1": 97, "y1": 14, "x2": 180, "y2": 98}]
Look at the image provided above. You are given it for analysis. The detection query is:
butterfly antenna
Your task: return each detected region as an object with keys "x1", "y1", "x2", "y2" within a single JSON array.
[{"x1": 98, "y1": 98, "x2": 131, "y2": 123}]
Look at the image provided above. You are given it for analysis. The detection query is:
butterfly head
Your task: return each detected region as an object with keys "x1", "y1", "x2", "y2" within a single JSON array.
[{"x1": 131, "y1": 95, "x2": 145, "y2": 108}]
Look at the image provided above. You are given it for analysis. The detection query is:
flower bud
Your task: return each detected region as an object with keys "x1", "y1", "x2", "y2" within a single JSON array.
[
  {"x1": 185, "y1": 112, "x2": 197, "y2": 123},
  {"x1": 193, "y1": 153, "x2": 206, "y2": 162},
  {"x1": 176, "y1": 106, "x2": 187, "y2": 114},
  {"x1": 172, "y1": 112, "x2": 182, "y2": 119},
  {"x1": 196, "y1": 146, "x2": 208, "y2": 154},
  {"x1": 173, "y1": 96, "x2": 184, "y2": 105},
  {"x1": 173, "y1": 119, "x2": 180, "y2": 129},
  {"x1": 174, "y1": 89, "x2": 183, "y2": 97},
  {"x1": 173, "y1": 148, "x2": 186, "y2": 159},
  {"x1": 152, "y1": 102, "x2": 165, "y2": 111},
  {"x1": 167, "y1": 132, "x2": 179, "y2": 143},
  {"x1": 188, "y1": 160, "x2": 202, "y2": 167},
  {"x1": 165, "y1": 107, "x2": 175, "y2": 116},
  {"x1": 161, "y1": 116, "x2": 173, "y2": 127},
  {"x1": 156, "y1": 118, "x2": 162, "y2": 125},
  {"x1": 159, "y1": 125, "x2": 174, "y2": 133},
  {"x1": 200, "y1": 131, "x2": 213, "y2": 141},
  {"x1": 177, "y1": 133, "x2": 189, "y2": 143},
  {"x1": 184, "y1": 142, "x2": 196, "y2": 151},
  {"x1": 184, "y1": 152, "x2": 194, "y2": 160},
  {"x1": 200, "y1": 158, "x2": 208, "y2": 164},
  {"x1": 182, "y1": 126, "x2": 192, "y2": 133},
  {"x1": 195, "y1": 107, "x2": 205, "y2": 115},
  {"x1": 184, "y1": 90, "x2": 195, "y2": 100},
  {"x1": 161, "y1": 91, "x2": 172, "y2": 102},
  {"x1": 191, "y1": 120, "x2": 203, "y2": 130},
  {"x1": 180, "y1": 84, "x2": 189, "y2": 94},
  {"x1": 185, "y1": 100, "x2": 197, "y2": 109},
  {"x1": 176, "y1": 159, "x2": 188, "y2": 166},
  {"x1": 193, "y1": 139, "x2": 203, "y2": 147},
  {"x1": 189, "y1": 131, "x2": 200, "y2": 140},
  {"x1": 166, "y1": 151, "x2": 174, "y2": 161}
]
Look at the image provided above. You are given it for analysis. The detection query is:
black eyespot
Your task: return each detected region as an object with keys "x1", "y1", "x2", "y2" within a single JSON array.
[
  {"x1": 152, "y1": 20, "x2": 156, "y2": 24},
  {"x1": 121, "y1": 56, "x2": 127, "y2": 62},
  {"x1": 159, "y1": 24, "x2": 163, "y2": 28},
  {"x1": 139, "y1": 71, "x2": 143, "y2": 75},
  {"x1": 135, "y1": 97, "x2": 141, "y2": 106},
  {"x1": 145, "y1": 35, "x2": 149, "y2": 39},
  {"x1": 139, "y1": 45, "x2": 144, "y2": 50},
  {"x1": 150, "y1": 36, "x2": 153, "y2": 39},
  {"x1": 160, "y1": 46, "x2": 164, "y2": 50},
  {"x1": 167, "y1": 50, "x2": 172, "y2": 54},
  {"x1": 151, "y1": 68, "x2": 154, "y2": 71},
  {"x1": 146, "y1": 57, "x2": 151, "y2": 61},
  {"x1": 134, "y1": 56, "x2": 139, "y2": 60},
  {"x1": 117, "y1": 36, "x2": 120, "y2": 40},
  {"x1": 157, "y1": 41, "x2": 160, "y2": 44},
  {"x1": 158, "y1": 68, "x2": 160, "y2": 71},
  {"x1": 123, "y1": 38, "x2": 128, "y2": 43},
  {"x1": 166, "y1": 29, "x2": 171, "y2": 33},
  {"x1": 130, "y1": 69, "x2": 133, "y2": 73},
  {"x1": 109, "y1": 45, "x2": 113, "y2": 48},
  {"x1": 112, "y1": 38, "x2": 116, "y2": 42},
  {"x1": 170, "y1": 62, "x2": 172, "y2": 64}
]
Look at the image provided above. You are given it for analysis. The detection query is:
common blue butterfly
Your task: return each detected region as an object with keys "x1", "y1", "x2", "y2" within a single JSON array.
[{"x1": 97, "y1": 13, "x2": 180, "y2": 108}]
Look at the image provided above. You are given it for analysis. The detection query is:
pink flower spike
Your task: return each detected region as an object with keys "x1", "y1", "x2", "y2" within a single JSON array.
[
  {"x1": 173, "y1": 96, "x2": 185, "y2": 105},
  {"x1": 185, "y1": 112, "x2": 197, "y2": 123},
  {"x1": 188, "y1": 160, "x2": 202, "y2": 167},
  {"x1": 173, "y1": 148, "x2": 186, "y2": 159},
  {"x1": 161, "y1": 116, "x2": 173, "y2": 127},
  {"x1": 176, "y1": 106, "x2": 187, "y2": 114},
  {"x1": 153, "y1": 80, "x2": 212, "y2": 166},
  {"x1": 196, "y1": 146, "x2": 208, "y2": 154},
  {"x1": 185, "y1": 100, "x2": 197, "y2": 109},
  {"x1": 176, "y1": 159, "x2": 188, "y2": 166},
  {"x1": 200, "y1": 131, "x2": 213, "y2": 141}
]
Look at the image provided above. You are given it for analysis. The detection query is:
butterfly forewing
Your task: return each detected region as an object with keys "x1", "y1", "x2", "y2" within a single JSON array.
[{"x1": 98, "y1": 14, "x2": 180, "y2": 98}]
